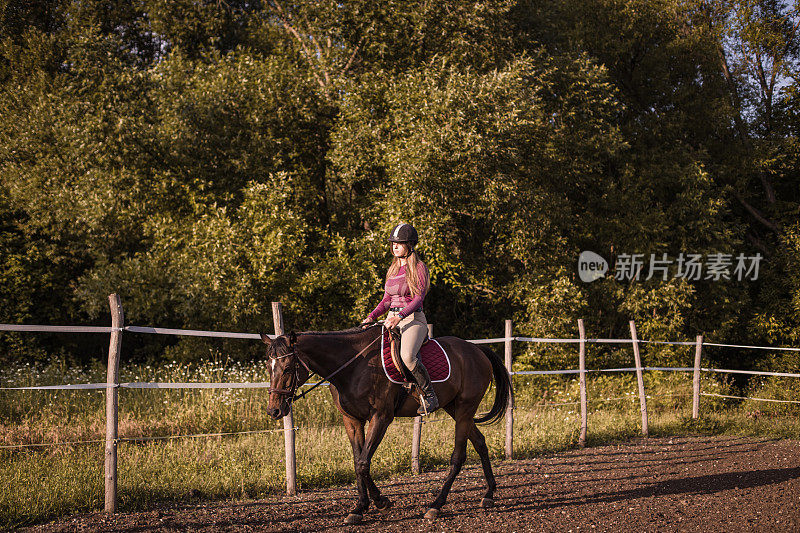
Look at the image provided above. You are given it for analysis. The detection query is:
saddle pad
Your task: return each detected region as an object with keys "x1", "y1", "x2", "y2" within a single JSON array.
[{"x1": 381, "y1": 328, "x2": 451, "y2": 384}]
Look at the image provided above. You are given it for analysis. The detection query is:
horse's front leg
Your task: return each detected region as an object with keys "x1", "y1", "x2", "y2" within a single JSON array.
[
  {"x1": 342, "y1": 415, "x2": 370, "y2": 524},
  {"x1": 347, "y1": 412, "x2": 394, "y2": 524},
  {"x1": 362, "y1": 412, "x2": 394, "y2": 511}
]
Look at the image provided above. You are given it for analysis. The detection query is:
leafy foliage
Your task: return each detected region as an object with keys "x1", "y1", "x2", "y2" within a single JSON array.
[{"x1": 1, "y1": 0, "x2": 800, "y2": 370}]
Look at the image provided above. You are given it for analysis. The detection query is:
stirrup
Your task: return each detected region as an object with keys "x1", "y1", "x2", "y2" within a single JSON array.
[{"x1": 417, "y1": 391, "x2": 439, "y2": 416}]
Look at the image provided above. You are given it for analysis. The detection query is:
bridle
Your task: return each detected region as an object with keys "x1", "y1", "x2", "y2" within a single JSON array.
[
  {"x1": 267, "y1": 327, "x2": 384, "y2": 405},
  {"x1": 267, "y1": 347, "x2": 309, "y2": 406}
]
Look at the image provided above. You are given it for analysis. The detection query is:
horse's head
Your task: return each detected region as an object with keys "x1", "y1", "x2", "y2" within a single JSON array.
[{"x1": 260, "y1": 331, "x2": 309, "y2": 419}]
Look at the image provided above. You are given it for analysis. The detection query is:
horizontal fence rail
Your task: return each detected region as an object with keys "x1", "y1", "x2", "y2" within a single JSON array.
[
  {"x1": 2, "y1": 298, "x2": 800, "y2": 514},
  {"x1": 4, "y1": 323, "x2": 798, "y2": 356},
  {"x1": 2, "y1": 383, "x2": 112, "y2": 390},
  {"x1": 0, "y1": 323, "x2": 272, "y2": 339},
  {"x1": 701, "y1": 392, "x2": 800, "y2": 404},
  {"x1": 702, "y1": 342, "x2": 800, "y2": 352},
  {"x1": 702, "y1": 368, "x2": 800, "y2": 378},
  {"x1": 7, "y1": 365, "x2": 796, "y2": 390},
  {"x1": 0, "y1": 324, "x2": 119, "y2": 333},
  {"x1": 120, "y1": 382, "x2": 272, "y2": 389},
  {"x1": 124, "y1": 325, "x2": 270, "y2": 340}
]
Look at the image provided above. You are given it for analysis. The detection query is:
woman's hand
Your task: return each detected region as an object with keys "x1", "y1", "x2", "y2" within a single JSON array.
[
  {"x1": 385, "y1": 315, "x2": 401, "y2": 330},
  {"x1": 361, "y1": 316, "x2": 374, "y2": 328}
]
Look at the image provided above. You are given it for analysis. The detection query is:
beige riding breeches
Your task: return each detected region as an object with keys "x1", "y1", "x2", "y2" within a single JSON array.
[{"x1": 388, "y1": 310, "x2": 427, "y2": 371}]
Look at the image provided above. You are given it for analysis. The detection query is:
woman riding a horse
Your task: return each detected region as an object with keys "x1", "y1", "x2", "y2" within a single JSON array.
[
  {"x1": 362, "y1": 222, "x2": 438, "y2": 414},
  {"x1": 262, "y1": 221, "x2": 512, "y2": 522}
]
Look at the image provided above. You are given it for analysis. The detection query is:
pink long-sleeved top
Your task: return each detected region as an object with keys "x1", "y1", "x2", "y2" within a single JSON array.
[{"x1": 367, "y1": 262, "x2": 429, "y2": 320}]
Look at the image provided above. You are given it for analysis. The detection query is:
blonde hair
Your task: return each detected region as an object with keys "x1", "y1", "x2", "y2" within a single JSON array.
[{"x1": 386, "y1": 246, "x2": 430, "y2": 297}]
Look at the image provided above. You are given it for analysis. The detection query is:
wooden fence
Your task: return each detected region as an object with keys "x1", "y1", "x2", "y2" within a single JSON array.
[{"x1": 3, "y1": 294, "x2": 800, "y2": 514}]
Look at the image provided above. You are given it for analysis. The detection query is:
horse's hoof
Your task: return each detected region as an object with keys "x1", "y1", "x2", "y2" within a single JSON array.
[
  {"x1": 424, "y1": 508, "x2": 439, "y2": 520},
  {"x1": 480, "y1": 498, "x2": 494, "y2": 509},
  {"x1": 375, "y1": 497, "x2": 393, "y2": 511},
  {"x1": 345, "y1": 513, "x2": 363, "y2": 525}
]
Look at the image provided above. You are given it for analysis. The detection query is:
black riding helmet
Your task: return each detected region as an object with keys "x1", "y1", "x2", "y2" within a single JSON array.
[{"x1": 388, "y1": 223, "x2": 418, "y2": 246}]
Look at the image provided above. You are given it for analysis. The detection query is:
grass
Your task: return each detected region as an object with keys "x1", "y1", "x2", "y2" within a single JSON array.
[{"x1": 1, "y1": 359, "x2": 799, "y2": 527}]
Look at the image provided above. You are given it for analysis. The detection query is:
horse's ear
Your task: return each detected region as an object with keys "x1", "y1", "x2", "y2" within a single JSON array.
[
  {"x1": 259, "y1": 331, "x2": 272, "y2": 345},
  {"x1": 289, "y1": 331, "x2": 297, "y2": 344}
]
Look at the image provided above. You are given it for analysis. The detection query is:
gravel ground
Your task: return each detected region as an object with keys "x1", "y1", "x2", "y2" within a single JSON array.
[{"x1": 25, "y1": 435, "x2": 800, "y2": 532}]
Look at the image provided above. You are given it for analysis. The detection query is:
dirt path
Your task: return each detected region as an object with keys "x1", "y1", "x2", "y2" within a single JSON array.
[{"x1": 26, "y1": 436, "x2": 800, "y2": 532}]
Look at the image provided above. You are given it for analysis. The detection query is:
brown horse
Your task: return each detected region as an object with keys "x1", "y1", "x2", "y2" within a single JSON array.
[{"x1": 260, "y1": 323, "x2": 512, "y2": 523}]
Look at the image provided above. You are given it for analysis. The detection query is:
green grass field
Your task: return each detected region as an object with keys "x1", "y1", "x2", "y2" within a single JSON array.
[{"x1": 2, "y1": 359, "x2": 799, "y2": 527}]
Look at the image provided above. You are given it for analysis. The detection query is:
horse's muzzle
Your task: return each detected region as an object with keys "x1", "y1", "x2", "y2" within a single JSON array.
[{"x1": 267, "y1": 400, "x2": 292, "y2": 419}]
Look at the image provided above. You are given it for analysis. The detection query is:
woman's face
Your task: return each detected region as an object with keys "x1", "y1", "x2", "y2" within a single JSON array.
[{"x1": 391, "y1": 242, "x2": 408, "y2": 258}]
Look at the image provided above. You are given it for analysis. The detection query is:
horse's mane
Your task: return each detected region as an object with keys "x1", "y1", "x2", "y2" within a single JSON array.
[{"x1": 297, "y1": 324, "x2": 382, "y2": 337}]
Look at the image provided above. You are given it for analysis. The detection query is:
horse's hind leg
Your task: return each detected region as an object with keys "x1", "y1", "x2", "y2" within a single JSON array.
[
  {"x1": 468, "y1": 422, "x2": 496, "y2": 507},
  {"x1": 424, "y1": 412, "x2": 470, "y2": 519}
]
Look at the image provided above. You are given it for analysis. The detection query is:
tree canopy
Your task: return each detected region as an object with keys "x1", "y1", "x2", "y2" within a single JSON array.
[{"x1": 1, "y1": 0, "x2": 799, "y2": 371}]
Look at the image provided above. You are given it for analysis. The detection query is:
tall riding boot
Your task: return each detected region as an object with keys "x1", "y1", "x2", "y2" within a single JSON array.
[{"x1": 410, "y1": 362, "x2": 439, "y2": 415}]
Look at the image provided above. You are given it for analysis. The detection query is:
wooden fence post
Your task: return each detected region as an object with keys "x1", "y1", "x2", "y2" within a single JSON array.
[
  {"x1": 411, "y1": 416, "x2": 422, "y2": 475},
  {"x1": 411, "y1": 324, "x2": 433, "y2": 474},
  {"x1": 105, "y1": 294, "x2": 124, "y2": 514},
  {"x1": 628, "y1": 320, "x2": 649, "y2": 437},
  {"x1": 272, "y1": 302, "x2": 297, "y2": 496},
  {"x1": 692, "y1": 335, "x2": 703, "y2": 419},
  {"x1": 504, "y1": 319, "x2": 513, "y2": 460},
  {"x1": 578, "y1": 319, "x2": 588, "y2": 448}
]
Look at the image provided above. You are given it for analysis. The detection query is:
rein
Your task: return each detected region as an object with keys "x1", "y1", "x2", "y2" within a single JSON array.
[{"x1": 269, "y1": 327, "x2": 384, "y2": 403}]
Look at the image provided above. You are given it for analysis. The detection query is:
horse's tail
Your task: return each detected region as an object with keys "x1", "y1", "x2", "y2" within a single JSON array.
[{"x1": 473, "y1": 345, "x2": 514, "y2": 425}]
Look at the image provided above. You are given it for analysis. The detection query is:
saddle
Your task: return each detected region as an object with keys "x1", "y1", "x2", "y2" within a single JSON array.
[{"x1": 382, "y1": 328, "x2": 450, "y2": 386}]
